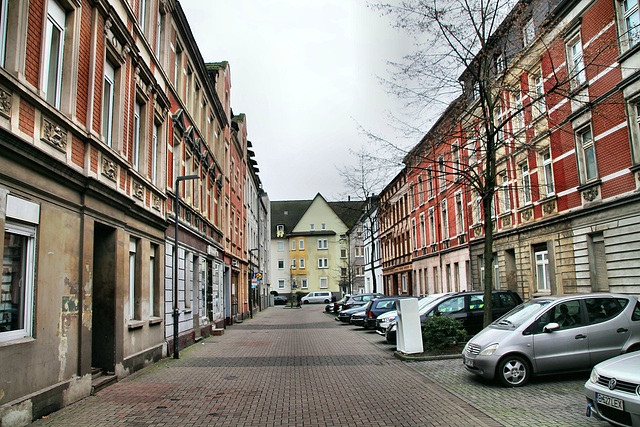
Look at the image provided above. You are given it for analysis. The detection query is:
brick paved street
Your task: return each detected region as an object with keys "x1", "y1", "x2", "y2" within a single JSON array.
[{"x1": 32, "y1": 305, "x2": 609, "y2": 427}]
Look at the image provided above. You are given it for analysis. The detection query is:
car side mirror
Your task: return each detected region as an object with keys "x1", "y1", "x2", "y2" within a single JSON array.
[{"x1": 543, "y1": 322, "x2": 560, "y2": 333}]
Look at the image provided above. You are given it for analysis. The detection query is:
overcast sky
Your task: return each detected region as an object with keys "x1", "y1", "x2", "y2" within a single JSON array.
[{"x1": 179, "y1": 0, "x2": 416, "y2": 202}]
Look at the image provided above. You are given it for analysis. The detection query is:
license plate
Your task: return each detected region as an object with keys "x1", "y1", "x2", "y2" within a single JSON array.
[
  {"x1": 596, "y1": 392, "x2": 624, "y2": 411},
  {"x1": 463, "y1": 356, "x2": 474, "y2": 367}
]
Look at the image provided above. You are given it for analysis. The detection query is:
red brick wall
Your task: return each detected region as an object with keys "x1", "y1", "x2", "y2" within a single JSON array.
[
  {"x1": 25, "y1": 0, "x2": 44, "y2": 88},
  {"x1": 76, "y1": 0, "x2": 92, "y2": 125},
  {"x1": 19, "y1": 99, "x2": 35, "y2": 137},
  {"x1": 71, "y1": 134, "x2": 85, "y2": 167},
  {"x1": 93, "y1": 14, "x2": 105, "y2": 134}
]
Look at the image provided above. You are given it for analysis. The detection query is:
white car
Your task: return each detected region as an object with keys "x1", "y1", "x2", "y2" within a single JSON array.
[
  {"x1": 375, "y1": 293, "x2": 449, "y2": 335},
  {"x1": 585, "y1": 351, "x2": 640, "y2": 426},
  {"x1": 300, "y1": 291, "x2": 333, "y2": 304}
]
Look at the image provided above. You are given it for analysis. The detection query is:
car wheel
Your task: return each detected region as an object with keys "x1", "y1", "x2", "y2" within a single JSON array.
[
  {"x1": 303, "y1": 300, "x2": 309, "y2": 304},
  {"x1": 497, "y1": 355, "x2": 530, "y2": 387},
  {"x1": 324, "y1": 299, "x2": 330, "y2": 303}
]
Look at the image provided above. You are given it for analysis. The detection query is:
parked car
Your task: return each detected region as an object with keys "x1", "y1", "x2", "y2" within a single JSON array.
[
  {"x1": 301, "y1": 291, "x2": 333, "y2": 304},
  {"x1": 386, "y1": 290, "x2": 522, "y2": 344},
  {"x1": 274, "y1": 296, "x2": 288, "y2": 305},
  {"x1": 341, "y1": 293, "x2": 384, "y2": 311},
  {"x1": 363, "y1": 296, "x2": 415, "y2": 330},
  {"x1": 463, "y1": 294, "x2": 640, "y2": 387},
  {"x1": 337, "y1": 304, "x2": 368, "y2": 323},
  {"x1": 328, "y1": 295, "x2": 351, "y2": 313},
  {"x1": 350, "y1": 306, "x2": 369, "y2": 326},
  {"x1": 585, "y1": 351, "x2": 640, "y2": 426},
  {"x1": 376, "y1": 293, "x2": 449, "y2": 335}
]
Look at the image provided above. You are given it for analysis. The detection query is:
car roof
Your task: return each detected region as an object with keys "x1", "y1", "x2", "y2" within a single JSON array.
[{"x1": 528, "y1": 293, "x2": 636, "y2": 302}]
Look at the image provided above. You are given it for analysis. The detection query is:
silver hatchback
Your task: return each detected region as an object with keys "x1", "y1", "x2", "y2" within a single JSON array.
[{"x1": 463, "y1": 294, "x2": 640, "y2": 387}]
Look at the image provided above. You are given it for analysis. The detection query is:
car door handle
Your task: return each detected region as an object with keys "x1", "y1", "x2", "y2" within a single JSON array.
[
  {"x1": 617, "y1": 328, "x2": 629, "y2": 333},
  {"x1": 575, "y1": 334, "x2": 587, "y2": 340}
]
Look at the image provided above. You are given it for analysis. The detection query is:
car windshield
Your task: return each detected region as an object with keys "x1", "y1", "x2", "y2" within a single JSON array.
[
  {"x1": 419, "y1": 295, "x2": 451, "y2": 316},
  {"x1": 493, "y1": 300, "x2": 552, "y2": 328},
  {"x1": 418, "y1": 294, "x2": 446, "y2": 310}
]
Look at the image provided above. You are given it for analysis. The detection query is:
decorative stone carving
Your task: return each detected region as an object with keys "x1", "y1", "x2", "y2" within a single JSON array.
[
  {"x1": 102, "y1": 158, "x2": 117, "y2": 181},
  {"x1": 41, "y1": 118, "x2": 67, "y2": 151},
  {"x1": 0, "y1": 88, "x2": 11, "y2": 118},
  {"x1": 152, "y1": 195, "x2": 161, "y2": 211},
  {"x1": 543, "y1": 200, "x2": 556, "y2": 215},
  {"x1": 521, "y1": 209, "x2": 532, "y2": 221},
  {"x1": 501, "y1": 215, "x2": 511, "y2": 227},
  {"x1": 582, "y1": 186, "x2": 599, "y2": 202},
  {"x1": 133, "y1": 181, "x2": 144, "y2": 200}
]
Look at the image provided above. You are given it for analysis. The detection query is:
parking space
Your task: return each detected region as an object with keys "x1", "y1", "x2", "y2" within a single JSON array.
[{"x1": 335, "y1": 313, "x2": 610, "y2": 427}]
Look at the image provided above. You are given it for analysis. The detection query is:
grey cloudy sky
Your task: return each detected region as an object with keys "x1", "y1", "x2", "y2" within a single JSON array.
[{"x1": 179, "y1": 0, "x2": 415, "y2": 201}]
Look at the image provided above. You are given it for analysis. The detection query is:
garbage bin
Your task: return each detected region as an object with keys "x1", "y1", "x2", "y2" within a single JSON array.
[{"x1": 396, "y1": 298, "x2": 423, "y2": 354}]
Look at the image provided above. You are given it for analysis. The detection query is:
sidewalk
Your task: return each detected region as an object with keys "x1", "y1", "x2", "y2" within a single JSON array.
[{"x1": 32, "y1": 305, "x2": 503, "y2": 427}]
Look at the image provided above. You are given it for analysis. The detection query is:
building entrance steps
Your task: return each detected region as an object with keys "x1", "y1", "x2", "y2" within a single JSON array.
[{"x1": 33, "y1": 305, "x2": 502, "y2": 427}]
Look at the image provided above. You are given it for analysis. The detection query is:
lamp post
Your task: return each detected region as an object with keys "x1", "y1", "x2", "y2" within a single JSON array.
[{"x1": 173, "y1": 174, "x2": 199, "y2": 359}]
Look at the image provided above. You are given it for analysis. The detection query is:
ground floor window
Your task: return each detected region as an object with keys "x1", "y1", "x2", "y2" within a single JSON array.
[
  {"x1": 535, "y1": 249, "x2": 550, "y2": 292},
  {"x1": 278, "y1": 279, "x2": 285, "y2": 289},
  {"x1": 1, "y1": 222, "x2": 36, "y2": 341},
  {"x1": 320, "y1": 277, "x2": 328, "y2": 289}
]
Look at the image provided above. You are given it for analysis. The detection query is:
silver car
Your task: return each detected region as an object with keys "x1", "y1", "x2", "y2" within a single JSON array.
[
  {"x1": 585, "y1": 351, "x2": 640, "y2": 426},
  {"x1": 463, "y1": 294, "x2": 640, "y2": 387},
  {"x1": 375, "y1": 293, "x2": 449, "y2": 335}
]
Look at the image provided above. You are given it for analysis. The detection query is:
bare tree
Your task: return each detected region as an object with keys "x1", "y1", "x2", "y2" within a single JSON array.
[{"x1": 371, "y1": 0, "x2": 623, "y2": 326}]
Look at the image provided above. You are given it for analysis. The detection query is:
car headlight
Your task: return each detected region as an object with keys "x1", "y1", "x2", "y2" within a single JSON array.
[
  {"x1": 479, "y1": 343, "x2": 499, "y2": 356},
  {"x1": 590, "y1": 368, "x2": 599, "y2": 384}
]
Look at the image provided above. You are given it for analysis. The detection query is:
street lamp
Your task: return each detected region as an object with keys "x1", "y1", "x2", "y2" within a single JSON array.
[{"x1": 173, "y1": 174, "x2": 199, "y2": 359}]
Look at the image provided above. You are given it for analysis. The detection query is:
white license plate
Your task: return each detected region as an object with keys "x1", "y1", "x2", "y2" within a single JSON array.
[
  {"x1": 463, "y1": 356, "x2": 474, "y2": 367},
  {"x1": 596, "y1": 392, "x2": 624, "y2": 411}
]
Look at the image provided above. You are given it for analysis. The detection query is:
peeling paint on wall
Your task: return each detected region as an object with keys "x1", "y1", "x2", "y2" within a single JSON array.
[
  {"x1": 82, "y1": 265, "x2": 92, "y2": 329},
  {"x1": 62, "y1": 374, "x2": 91, "y2": 406},
  {"x1": 0, "y1": 398, "x2": 32, "y2": 427}
]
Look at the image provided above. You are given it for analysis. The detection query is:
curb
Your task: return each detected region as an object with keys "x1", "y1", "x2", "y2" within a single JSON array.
[{"x1": 394, "y1": 351, "x2": 463, "y2": 362}]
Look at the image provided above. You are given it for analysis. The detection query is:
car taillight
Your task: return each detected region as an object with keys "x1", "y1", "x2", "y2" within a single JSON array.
[{"x1": 368, "y1": 311, "x2": 374, "y2": 318}]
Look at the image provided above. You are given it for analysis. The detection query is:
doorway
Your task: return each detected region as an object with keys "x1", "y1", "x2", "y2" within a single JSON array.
[{"x1": 92, "y1": 223, "x2": 116, "y2": 373}]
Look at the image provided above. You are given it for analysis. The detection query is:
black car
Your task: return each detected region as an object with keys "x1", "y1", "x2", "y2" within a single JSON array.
[
  {"x1": 274, "y1": 296, "x2": 288, "y2": 305},
  {"x1": 386, "y1": 290, "x2": 523, "y2": 344},
  {"x1": 330, "y1": 295, "x2": 351, "y2": 313},
  {"x1": 336, "y1": 303, "x2": 368, "y2": 322},
  {"x1": 363, "y1": 296, "x2": 415, "y2": 330}
]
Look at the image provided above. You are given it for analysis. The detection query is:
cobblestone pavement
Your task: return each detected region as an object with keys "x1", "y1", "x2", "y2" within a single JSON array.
[
  {"x1": 353, "y1": 316, "x2": 610, "y2": 427},
  {"x1": 31, "y1": 305, "x2": 608, "y2": 427}
]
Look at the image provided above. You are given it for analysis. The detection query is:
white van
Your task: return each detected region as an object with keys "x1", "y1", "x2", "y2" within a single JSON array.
[{"x1": 301, "y1": 291, "x2": 333, "y2": 304}]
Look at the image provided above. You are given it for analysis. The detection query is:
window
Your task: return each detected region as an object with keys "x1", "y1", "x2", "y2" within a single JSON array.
[
  {"x1": 455, "y1": 192, "x2": 464, "y2": 235},
  {"x1": 419, "y1": 212, "x2": 427, "y2": 247},
  {"x1": 299, "y1": 238, "x2": 304, "y2": 250},
  {"x1": 356, "y1": 266, "x2": 364, "y2": 276},
  {"x1": 523, "y1": 18, "x2": 535, "y2": 46},
  {"x1": 155, "y1": 6, "x2": 162, "y2": 56},
  {"x1": 440, "y1": 200, "x2": 449, "y2": 240},
  {"x1": 151, "y1": 123, "x2": 159, "y2": 185},
  {"x1": 1, "y1": 222, "x2": 36, "y2": 342},
  {"x1": 577, "y1": 125, "x2": 598, "y2": 182},
  {"x1": 541, "y1": 150, "x2": 554, "y2": 197},
  {"x1": 291, "y1": 239, "x2": 296, "y2": 251},
  {"x1": 618, "y1": 0, "x2": 640, "y2": 50},
  {"x1": 102, "y1": 61, "x2": 116, "y2": 147},
  {"x1": 496, "y1": 53, "x2": 505, "y2": 74},
  {"x1": 139, "y1": 0, "x2": 147, "y2": 34},
  {"x1": 321, "y1": 223, "x2": 326, "y2": 230},
  {"x1": 310, "y1": 224, "x2": 315, "y2": 231},
  {"x1": 277, "y1": 241, "x2": 284, "y2": 252},
  {"x1": 521, "y1": 162, "x2": 532, "y2": 205},
  {"x1": 411, "y1": 218, "x2": 417, "y2": 251},
  {"x1": 401, "y1": 273, "x2": 408, "y2": 293},
  {"x1": 355, "y1": 246, "x2": 364, "y2": 257},
  {"x1": 501, "y1": 174, "x2": 511, "y2": 212},
  {"x1": 317, "y1": 238, "x2": 328, "y2": 249},
  {"x1": 43, "y1": 0, "x2": 66, "y2": 108},
  {"x1": 278, "y1": 260, "x2": 284, "y2": 270},
  {"x1": 536, "y1": 300, "x2": 583, "y2": 332},
  {"x1": 513, "y1": 93, "x2": 524, "y2": 133},
  {"x1": 299, "y1": 257, "x2": 305, "y2": 269},
  {"x1": 427, "y1": 168, "x2": 434, "y2": 199},
  {"x1": 340, "y1": 248, "x2": 347, "y2": 258},
  {"x1": 320, "y1": 277, "x2": 328, "y2": 289},
  {"x1": 276, "y1": 224, "x2": 284, "y2": 237},
  {"x1": 428, "y1": 208, "x2": 435, "y2": 244},
  {"x1": 535, "y1": 249, "x2": 551, "y2": 292},
  {"x1": 318, "y1": 258, "x2": 328, "y2": 269},
  {"x1": 129, "y1": 238, "x2": 140, "y2": 320},
  {"x1": 0, "y1": 0, "x2": 8, "y2": 67},
  {"x1": 301, "y1": 278, "x2": 308, "y2": 289},
  {"x1": 438, "y1": 156, "x2": 446, "y2": 191},
  {"x1": 150, "y1": 244, "x2": 159, "y2": 317},
  {"x1": 475, "y1": 193, "x2": 482, "y2": 223},
  {"x1": 418, "y1": 175, "x2": 424, "y2": 205},
  {"x1": 567, "y1": 34, "x2": 586, "y2": 88},
  {"x1": 452, "y1": 142, "x2": 460, "y2": 175},
  {"x1": 530, "y1": 69, "x2": 545, "y2": 117},
  {"x1": 133, "y1": 102, "x2": 142, "y2": 171},
  {"x1": 278, "y1": 279, "x2": 285, "y2": 289},
  {"x1": 291, "y1": 258, "x2": 297, "y2": 269}
]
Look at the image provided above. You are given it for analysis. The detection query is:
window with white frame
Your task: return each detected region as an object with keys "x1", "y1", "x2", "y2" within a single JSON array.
[
  {"x1": 427, "y1": 168, "x2": 434, "y2": 199},
  {"x1": 299, "y1": 238, "x2": 304, "y2": 250},
  {"x1": 541, "y1": 150, "x2": 554, "y2": 197},
  {"x1": 428, "y1": 209, "x2": 435, "y2": 244},
  {"x1": 43, "y1": 0, "x2": 66, "y2": 109},
  {"x1": 277, "y1": 241, "x2": 284, "y2": 252},
  {"x1": 155, "y1": 6, "x2": 163, "y2": 56},
  {"x1": 291, "y1": 258, "x2": 297, "y2": 269},
  {"x1": 567, "y1": 33, "x2": 586, "y2": 88},
  {"x1": 102, "y1": 60, "x2": 116, "y2": 147},
  {"x1": 496, "y1": 53, "x2": 505, "y2": 74},
  {"x1": 139, "y1": 0, "x2": 147, "y2": 34},
  {"x1": 409, "y1": 183, "x2": 415, "y2": 209},
  {"x1": 531, "y1": 69, "x2": 545, "y2": 117},
  {"x1": 1, "y1": 221, "x2": 36, "y2": 342},
  {"x1": 438, "y1": 156, "x2": 446, "y2": 191},
  {"x1": 455, "y1": 192, "x2": 464, "y2": 235},
  {"x1": 320, "y1": 277, "x2": 328, "y2": 289},
  {"x1": 418, "y1": 175, "x2": 424, "y2": 205},
  {"x1": 617, "y1": 0, "x2": 640, "y2": 50},
  {"x1": 0, "y1": 0, "x2": 8, "y2": 67},
  {"x1": 356, "y1": 266, "x2": 364, "y2": 276},
  {"x1": 321, "y1": 223, "x2": 326, "y2": 230},
  {"x1": 513, "y1": 93, "x2": 524, "y2": 133},
  {"x1": 355, "y1": 246, "x2": 364, "y2": 257},
  {"x1": 318, "y1": 258, "x2": 328, "y2": 269},
  {"x1": 133, "y1": 101, "x2": 142, "y2": 171},
  {"x1": 452, "y1": 142, "x2": 461, "y2": 175},
  {"x1": 440, "y1": 199, "x2": 449, "y2": 240},
  {"x1": 291, "y1": 239, "x2": 296, "y2": 251},
  {"x1": 401, "y1": 273, "x2": 408, "y2": 293},
  {"x1": 310, "y1": 224, "x2": 315, "y2": 231},
  {"x1": 521, "y1": 162, "x2": 532, "y2": 205},
  {"x1": 152, "y1": 122, "x2": 159, "y2": 185},
  {"x1": 502, "y1": 173, "x2": 511, "y2": 211},
  {"x1": 129, "y1": 238, "x2": 140, "y2": 320},
  {"x1": 278, "y1": 259, "x2": 284, "y2": 270},
  {"x1": 317, "y1": 238, "x2": 328, "y2": 249},
  {"x1": 523, "y1": 18, "x2": 535, "y2": 46},
  {"x1": 299, "y1": 257, "x2": 305, "y2": 269},
  {"x1": 420, "y1": 212, "x2": 427, "y2": 247},
  {"x1": 276, "y1": 224, "x2": 284, "y2": 237},
  {"x1": 535, "y1": 249, "x2": 551, "y2": 292},
  {"x1": 411, "y1": 218, "x2": 417, "y2": 251},
  {"x1": 475, "y1": 193, "x2": 482, "y2": 223},
  {"x1": 278, "y1": 279, "x2": 285, "y2": 289},
  {"x1": 577, "y1": 125, "x2": 598, "y2": 182},
  {"x1": 340, "y1": 247, "x2": 347, "y2": 258},
  {"x1": 301, "y1": 278, "x2": 308, "y2": 289}
]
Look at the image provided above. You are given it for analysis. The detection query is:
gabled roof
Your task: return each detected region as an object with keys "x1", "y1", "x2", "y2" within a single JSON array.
[
  {"x1": 270, "y1": 199, "x2": 313, "y2": 238},
  {"x1": 328, "y1": 200, "x2": 366, "y2": 229}
]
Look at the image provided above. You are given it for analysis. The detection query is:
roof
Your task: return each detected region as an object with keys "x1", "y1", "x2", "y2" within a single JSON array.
[
  {"x1": 270, "y1": 200, "x2": 313, "y2": 238},
  {"x1": 328, "y1": 200, "x2": 366, "y2": 229}
]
